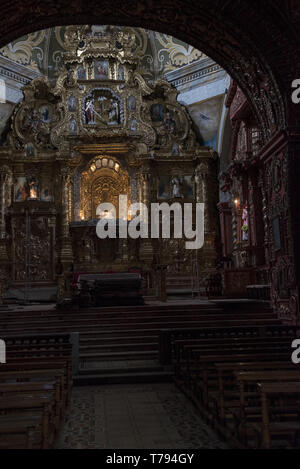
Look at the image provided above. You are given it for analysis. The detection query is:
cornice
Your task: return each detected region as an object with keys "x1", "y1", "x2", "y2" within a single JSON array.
[
  {"x1": 0, "y1": 56, "x2": 41, "y2": 86},
  {"x1": 165, "y1": 57, "x2": 225, "y2": 91}
]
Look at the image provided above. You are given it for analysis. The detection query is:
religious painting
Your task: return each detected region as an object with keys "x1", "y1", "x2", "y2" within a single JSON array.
[
  {"x1": 68, "y1": 95, "x2": 77, "y2": 112},
  {"x1": 128, "y1": 95, "x2": 136, "y2": 112},
  {"x1": 15, "y1": 177, "x2": 27, "y2": 201},
  {"x1": 187, "y1": 95, "x2": 223, "y2": 150},
  {"x1": 69, "y1": 117, "x2": 77, "y2": 134},
  {"x1": 163, "y1": 109, "x2": 177, "y2": 135},
  {"x1": 158, "y1": 175, "x2": 171, "y2": 200},
  {"x1": 26, "y1": 143, "x2": 35, "y2": 157},
  {"x1": 182, "y1": 175, "x2": 194, "y2": 199},
  {"x1": 77, "y1": 66, "x2": 86, "y2": 80},
  {"x1": 39, "y1": 105, "x2": 51, "y2": 123},
  {"x1": 118, "y1": 66, "x2": 125, "y2": 81},
  {"x1": 41, "y1": 187, "x2": 52, "y2": 202},
  {"x1": 83, "y1": 90, "x2": 122, "y2": 126},
  {"x1": 150, "y1": 103, "x2": 164, "y2": 122},
  {"x1": 94, "y1": 60, "x2": 108, "y2": 79},
  {"x1": 26, "y1": 109, "x2": 42, "y2": 134}
]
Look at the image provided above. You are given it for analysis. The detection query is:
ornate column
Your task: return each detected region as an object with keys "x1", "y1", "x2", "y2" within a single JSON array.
[
  {"x1": 138, "y1": 164, "x2": 153, "y2": 266},
  {"x1": 0, "y1": 167, "x2": 9, "y2": 306},
  {"x1": 248, "y1": 169, "x2": 265, "y2": 267},
  {"x1": 259, "y1": 169, "x2": 270, "y2": 267},
  {"x1": 195, "y1": 159, "x2": 217, "y2": 268},
  {"x1": 217, "y1": 202, "x2": 233, "y2": 259},
  {"x1": 195, "y1": 161, "x2": 211, "y2": 231},
  {"x1": 58, "y1": 166, "x2": 74, "y2": 302}
]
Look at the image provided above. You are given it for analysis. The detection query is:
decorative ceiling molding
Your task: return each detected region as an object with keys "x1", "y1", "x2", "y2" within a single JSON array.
[
  {"x1": 165, "y1": 57, "x2": 225, "y2": 92},
  {"x1": 0, "y1": 56, "x2": 41, "y2": 103}
]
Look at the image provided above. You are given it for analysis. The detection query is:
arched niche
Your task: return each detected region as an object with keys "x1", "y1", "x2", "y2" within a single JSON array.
[{"x1": 80, "y1": 156, "x2": 130, "y2": 220}]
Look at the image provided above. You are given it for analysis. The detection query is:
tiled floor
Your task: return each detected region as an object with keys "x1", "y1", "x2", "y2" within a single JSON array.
[{"x1": 57, "y1": 383, "x2": 228, "y2": 449}]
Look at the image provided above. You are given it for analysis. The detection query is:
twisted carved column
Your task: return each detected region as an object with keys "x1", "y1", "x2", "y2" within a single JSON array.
[
  {"x1": 138, "y1": 167, "x2": 153, "y2": 264},
  {"x1": 0, "y1": 167, "x2": 9, "y2": 305},
  {"x1": 58, "y1": 166, "x2": 74, "y2": 302},
  {"x1": 195, "y1": 162, "x2": 211, "y2": 232},
  {"x1": 258, "y1": 170, "x2": 271, "y2": 275}
]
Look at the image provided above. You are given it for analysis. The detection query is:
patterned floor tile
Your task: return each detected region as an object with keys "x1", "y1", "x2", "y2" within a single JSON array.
[{"x1": 57, "y1": 383, "x2": 228, "y2": 449}]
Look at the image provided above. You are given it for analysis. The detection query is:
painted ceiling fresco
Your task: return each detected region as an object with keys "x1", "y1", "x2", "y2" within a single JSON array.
[{"x1": 0, "y1": 26, "x2": 205, "y2": 82}]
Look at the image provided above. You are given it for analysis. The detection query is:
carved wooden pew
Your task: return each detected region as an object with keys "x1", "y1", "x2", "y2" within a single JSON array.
[
  {"x1": 214, "y1": 361, "x2": 298, "y2": 427},
  {"x1": 175, "y1": 350, "x2": 292, "y2": 425},
  {"x1": 160, "y1": 325, "x2": 300, "y2": 365},
  {"x1": 231, "y1": 372, "x2": 300, "y2": 448},
  {"x1": 1, "y1": 361, "x2": 70, "y2": 407},
  {"x1": 257, "y1": 381, "x2": 300, "y2": 449},
  {"x1": 175, "y1": 337, "x2": 293, "y2": 395},
  {"x1": 174, "y1": 340, "x2": 299, "y2": 448},
  {"x1": 0, "y1": 395, "x2": 54, "y2": 449},
  {"x1": 186, "y1": 349, "x2": 292, "y2": 407},
  {"x1": 0, "y1": 415, "x2": 40, "y2": 449},
  {"x1": 0, "y1": 333, "x2": 75, "y2": 448}
]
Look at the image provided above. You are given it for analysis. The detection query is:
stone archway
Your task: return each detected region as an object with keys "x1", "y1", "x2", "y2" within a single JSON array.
[
  {"x1": 0, "y1": 1, "x2": 299, "y2": 135},
  {"x1": 0, "y1": 1, "x2": 300, "y2": 319}
]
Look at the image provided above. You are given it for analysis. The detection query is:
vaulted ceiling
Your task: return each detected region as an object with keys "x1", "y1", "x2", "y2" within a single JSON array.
[{"x1": 0, "y1": 26, "x2": 205, "y2": 83}]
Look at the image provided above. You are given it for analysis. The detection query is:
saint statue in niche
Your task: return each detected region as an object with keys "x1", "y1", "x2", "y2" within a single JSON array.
[
  {"x1": 85, "y1": 99, "x2": 96, "y2": 124},
  {"x1": 241, "y1": 207, "x2": 249, "y2": 241},
  {"x1": 108, "y1": 100, "x2": 119, "y2": 125},
  {"x1": 171, "y1": 143, "x2": 179, "y2": 156},
  {"x1": 26, "y1": 143, "x2": 35, "y2": 157},
  {"x1": 118, "y1": 66, "x2": 125, "y2": 81},
  {"x1": 171, "y1": 176, "x2": 182, "y2": 198}
]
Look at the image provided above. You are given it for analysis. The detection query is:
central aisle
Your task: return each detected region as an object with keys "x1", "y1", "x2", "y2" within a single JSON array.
[{"x1": 57, "y1": 383, "x2": 227, "y2": 449}]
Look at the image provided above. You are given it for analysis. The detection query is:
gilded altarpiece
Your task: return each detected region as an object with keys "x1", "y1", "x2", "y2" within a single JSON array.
[{"x1": 0, "y1": 25, "x2": 218, "y2": 300}]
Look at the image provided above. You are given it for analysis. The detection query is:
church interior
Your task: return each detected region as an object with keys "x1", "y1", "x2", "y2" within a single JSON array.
[{"x1": 0, "y1": 3, "x2": 300, "y2": 450}]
